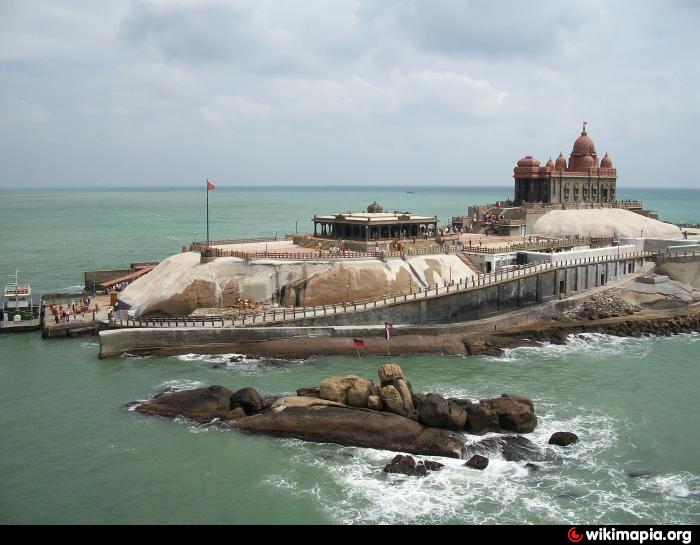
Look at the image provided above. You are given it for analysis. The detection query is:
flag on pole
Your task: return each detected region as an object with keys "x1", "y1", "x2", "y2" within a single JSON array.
[
  {"x1": 207, "y1": 180, "x2": 216, "y2": 191},
  {"x1": 353, "y1": 338, "x2": 365, "y2": 347},
  {"x1": 384, "y1": 322, "x2": 393, "y2": 341}
]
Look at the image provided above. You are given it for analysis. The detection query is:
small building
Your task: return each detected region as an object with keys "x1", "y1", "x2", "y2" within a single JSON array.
[{"x1": 312, "y1": 202, "x2": 438, "y2": 241}]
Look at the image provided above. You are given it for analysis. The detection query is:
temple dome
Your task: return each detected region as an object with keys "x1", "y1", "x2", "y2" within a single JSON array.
[
  {"x1": 572, "y1": 124, "x2": 596, "y2": 157},
  {"x1": 517, "y1": 156, "x2": 540, "y2": 167},
  {"x1": 545, "y1": 158, "x2": 554, "y2": 169},
  {"x1": 581, "y1": 155, "x2": 595, "y2": 169},
  {"x1": 600, "y1": 152, "x2": 612, "y2": 168},
  {"x1": 554, "y1": 152, "x2": 567, "y2": 170}
]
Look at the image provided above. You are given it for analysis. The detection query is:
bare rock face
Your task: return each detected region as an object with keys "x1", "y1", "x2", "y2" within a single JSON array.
[
  {"x1": 384, "y1": 455, "x2": 444, "y2": 477},
  {"x1": 464, "y1": 436, "x2": 543, "y2": 462},
  {"x1": 230, "y1": 405, "x2": 466, "y2": 459},
  {"x1": 231, "y1": 387, "x2": 265, "y2": 415},
  {"x1": 482, "y1": 394, "x2": 537, "y2": 433},
  {"x1": 347, "y1": 386, "x2": 371, "y2": 408},
  {"x1": 367, "y1": 395, "x2": 384, "y2": 411},
  {"x1": 393, "y1": 379, "x2": 415, "y2": 415},
  {"x1": 417, "y1": 393, "x2": 466, "y2": 431},
  {"x1": 380, "y1": 384, "x2": 408, "y2": 416},
  {"x1": 296, "y1": 387, "x2": 320, "y2": 398},
  {"x1": 463, "y1": 402, "x2": 500, "y2": 435},
  {"x1": 319, "y1": 375, "x2": 374, "y2": 404},
  {"x1": 378, "y1": 364, "x2": 405, "y2": 384},
  {"x1": 135, "y1": 385, "x2": 238, "y2": 423}
]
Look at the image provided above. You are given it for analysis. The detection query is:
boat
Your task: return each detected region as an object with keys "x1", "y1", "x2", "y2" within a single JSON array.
[{"x1": 1, "y1": 270, "x2": 42, "y2": 332}]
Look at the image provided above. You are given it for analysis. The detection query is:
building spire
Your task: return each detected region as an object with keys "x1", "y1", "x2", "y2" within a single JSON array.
[{"x1": 582, "y1": 121, "x2": 587, "y2": 135}]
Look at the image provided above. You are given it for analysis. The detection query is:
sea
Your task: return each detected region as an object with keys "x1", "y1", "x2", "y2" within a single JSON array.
[{"x1": 0, "y1": 186, "x2": 698, "y2": 524}]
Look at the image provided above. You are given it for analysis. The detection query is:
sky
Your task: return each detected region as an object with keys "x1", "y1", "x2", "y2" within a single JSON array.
[{"x1": 1, "y1": 0, "x2": 699, "y2": 189}]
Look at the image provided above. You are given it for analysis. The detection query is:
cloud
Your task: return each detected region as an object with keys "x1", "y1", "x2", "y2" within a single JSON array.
[{"x1": 0, "y1": 0, "x2": 698, "y2": 188}]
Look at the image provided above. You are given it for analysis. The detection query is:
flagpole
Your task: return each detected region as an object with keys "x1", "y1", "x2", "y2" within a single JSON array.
[
  {"x1": 354, "y1": 344, "x2": 363, "y2": 360},
  {"x1": 206, "y1": 179, "x2": 210, "y2": 243}
]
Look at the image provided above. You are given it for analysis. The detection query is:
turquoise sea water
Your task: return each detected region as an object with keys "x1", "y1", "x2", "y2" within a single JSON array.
[{"x1": 0, "y1": 186, "x2": 699, "y2": 524}]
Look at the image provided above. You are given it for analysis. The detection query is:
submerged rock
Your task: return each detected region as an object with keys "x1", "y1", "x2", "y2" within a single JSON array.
[
  {"x1": 464, "y1": 435, "x2": 543, "y2": 462},
  {"x1": 384, "y1": 455, "x2": 444, "y2": 477},
  {"x1": 625, "y1": 468, "x2": 656, "y2": 478},
  {"x1": 384, "y1": 455, "x2": 426, "y2": 477},
  {"x1": 548, "y1": 432, "x2": 579, "y2": 446}
]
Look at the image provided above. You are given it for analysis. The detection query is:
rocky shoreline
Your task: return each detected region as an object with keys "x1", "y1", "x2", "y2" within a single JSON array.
[{"x1": 132, "y1": 364, "x2": 575, "y2": 472}]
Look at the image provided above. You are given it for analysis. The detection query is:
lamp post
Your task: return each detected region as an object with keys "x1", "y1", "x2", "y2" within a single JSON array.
[
  {"x1": 274, "y1": 228, "x2": 278, "y2": 241},
  {"x1": 346, "y1": 282, "x2": 350, "y2": 303}
]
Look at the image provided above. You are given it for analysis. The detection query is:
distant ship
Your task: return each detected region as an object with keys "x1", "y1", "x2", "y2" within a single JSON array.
[
  {"x1": 406, "y1": 191, "x2": 414, "y2": 194},
  {"x1": 1, "y1": 270, "x2": 41, "y2": 332}
]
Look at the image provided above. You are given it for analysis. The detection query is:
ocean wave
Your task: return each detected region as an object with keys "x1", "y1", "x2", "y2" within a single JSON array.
[
  {"x1": 261, "y1": 403, "x2": 698, "y2": 525},
  {"x1": 176, "y1": 352, "x2": 307, "y2": 375},
  {"x1": 155, "y1": 379, "x2": 204, "y2": 391},
  {"x1": 483, "y1": 332, "x2": 698, "y2": 363}
]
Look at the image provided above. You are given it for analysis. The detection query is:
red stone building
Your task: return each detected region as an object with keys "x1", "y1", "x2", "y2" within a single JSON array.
[{"x1": 513, "y1": 123, "x2": 616, "y2": 205}]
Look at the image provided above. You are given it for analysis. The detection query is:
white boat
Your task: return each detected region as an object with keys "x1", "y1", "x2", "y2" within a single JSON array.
[{"x1": 1, "y1": 270, "x2": 41, "y2": 332}]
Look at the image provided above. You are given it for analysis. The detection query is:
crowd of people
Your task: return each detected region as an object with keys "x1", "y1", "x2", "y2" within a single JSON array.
[{"x1": 49, "y1": 296, "x2": 99, "y2": 323}]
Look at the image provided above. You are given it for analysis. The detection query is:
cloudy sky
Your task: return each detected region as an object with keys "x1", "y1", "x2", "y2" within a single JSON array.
[{"x1": 1, "y1": 0, "x2": 698, "y2": 188}]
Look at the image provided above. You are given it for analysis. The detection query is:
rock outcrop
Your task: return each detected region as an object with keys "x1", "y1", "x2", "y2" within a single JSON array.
[
  {"x1": 132, "y1": 364, "x2": 540, "y2": 460},
  {"x1": 548, "y1": 431, "x2": 579, "y2": 446},
  {"x1": 384, "y1": 455, "x2": 444, "y2": 477},
  {"x1": 464, "y1": 454, "x2": 489, "y2": 470},
  {"x1": 532, "y1": 209, "x2": 682, "y2": 239},
  {"x1": 135, "y1": 385, "x2": 240, "y2": 422},
  {"x1": 119, "y1": 251, "x2": 475, "y2": 317}
]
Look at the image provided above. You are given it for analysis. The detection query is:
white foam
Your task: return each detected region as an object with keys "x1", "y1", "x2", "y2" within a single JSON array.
[
  {"x1": 261, "y1": 399, "x2": 698, "y2": 524},
  {"x1": 175, "y1": 352, "x2": 307, "y2": 376}
]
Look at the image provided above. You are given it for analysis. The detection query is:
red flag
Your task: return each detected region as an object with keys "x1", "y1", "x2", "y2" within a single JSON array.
[
  {"x1": 353, "y1": 338, "x2": 365, "y2": 347},
  {"x1": 207, "y1": 180, "x2": 215, "y2": 191}
]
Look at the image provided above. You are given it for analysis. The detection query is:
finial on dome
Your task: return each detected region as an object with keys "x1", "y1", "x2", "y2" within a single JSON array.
[{"x1": 582, "y1": 121, "x2": 587, "y2": 135}]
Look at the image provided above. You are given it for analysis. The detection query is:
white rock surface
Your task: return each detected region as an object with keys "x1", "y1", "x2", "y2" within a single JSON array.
[
  {"x1": 119, "y1": 251, "x2": 476, "y2": 317},
  {"x1": 532, "y1": 209, "x2": 682, "y2": 239}
]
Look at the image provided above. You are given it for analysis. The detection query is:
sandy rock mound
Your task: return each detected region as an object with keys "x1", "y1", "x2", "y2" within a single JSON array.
[{"x1": 532, "y1": 209, "x2": 681, "y2": 239}]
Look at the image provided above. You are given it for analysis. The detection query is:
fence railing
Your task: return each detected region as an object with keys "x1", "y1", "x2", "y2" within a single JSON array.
[
  {"x1": 111, "y1": 250, "x2": 653, "y2": 329},
  {"x1": 462, "y1": 237, "x2": 613, "y2": 254}
]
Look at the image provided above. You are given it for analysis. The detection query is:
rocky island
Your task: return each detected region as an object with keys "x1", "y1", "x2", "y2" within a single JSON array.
[{"x1": 133, "y1": 363, "x2": 573, "y2": 472}]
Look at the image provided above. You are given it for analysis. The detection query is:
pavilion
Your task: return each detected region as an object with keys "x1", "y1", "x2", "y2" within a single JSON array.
[{"x1": 312, "y1": 203, "x2": 438, "y2": 241}]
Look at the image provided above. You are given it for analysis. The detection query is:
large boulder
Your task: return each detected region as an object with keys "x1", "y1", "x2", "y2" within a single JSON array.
[
  {"x1": 319, "y1": 375, "x2": 374, "y2": 404},
  {"x1": 393, "y1": 379, "x2": 415, "y2": 416},
  {"x1": 381, "y1": 384, "x2": 408, "y2": 416},
  {"x1": 384, "y1": 455, "x2": 427, "y2": 477},
  {"x1": 416, "y1": 394, "x2": 466, "y2": 431},
  {"x1": 230, "y1": 405, "x2": 466, "y2": 459},
  {"x1": 464, "y1": 454, "x2": 489, "y2": 470},
  {"x1": 367, "y1": 395, "x2": 383, "y2": 411},
  {"x1": 484, "y1": 395, "x2": 537, "y2": 433},
  {"x1": 384, "y1": 455, "x2": 444, "y2": 477},
  {"x1": 231, "y1": 387, "x2": 265, "y2": 415},
  {"x1": 135, "y1": 385, "x2": 237, "y2": 423},
  {"x1": 548, "y1": 431, "x2": 579, "y2": 446},
  {"x1": 459, "y1": 401, "x2": 500, "y2": 434},
  {"x1": 378, "y1": 364, "x2": 404, "y2": 384},
  {"x1": 347, "y1": 386, "x2": 371, "y2": 408}
]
